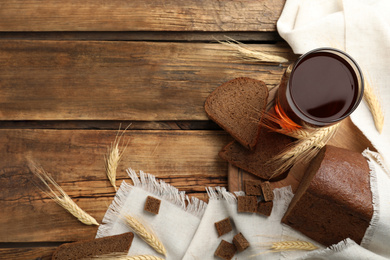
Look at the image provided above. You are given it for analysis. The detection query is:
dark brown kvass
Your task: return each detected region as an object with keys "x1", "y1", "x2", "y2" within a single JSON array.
[{"x1": 275, "y1": 48, "x2": 364, "y2": 128}]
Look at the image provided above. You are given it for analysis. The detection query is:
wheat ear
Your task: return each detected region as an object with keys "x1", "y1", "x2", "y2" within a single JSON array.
[
  {"x1": 364, "y1": 77, "x2": 384, "y2": 133},
  {"x1": 269, "y1": 123, "x2": 340, "y2": 178},
  {"x1": 124, "y1": 215, "x2": 167, "y2": 256},
  {"x1": 271, "y1": 241, "x2": 318, "y2": 251},
  {"x1": 219, "y1": 37, "x2": 289, "y2": 63},
  {"x1": 251, "y1": 240, "x2": 318, "y2": 258},
  {"x1": 105, "y1": 124, "x2": 131, "y2": 191},
  {"x1": 27, "y1": 159, "x2": 99, "y2": 226},
  {"x1": 82, "y1": 253, "x2": 164, "y2": 260}
]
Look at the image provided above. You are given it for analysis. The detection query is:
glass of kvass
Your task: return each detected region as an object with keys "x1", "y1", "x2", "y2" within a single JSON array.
[{"x1": 274, "y1": 48, "x2": 364, "y2": 129}]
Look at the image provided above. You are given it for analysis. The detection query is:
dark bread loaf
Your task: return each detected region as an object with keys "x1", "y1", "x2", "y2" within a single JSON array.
[
  {"x1": 205, "y1": 77, "x2": 268, "y2": 150},
  {"x1": 52, "y1": 232, "x2": 134, "y2": 260},
  {"x1": 219, "y1": 128, "x2": 294, "y2": 180},
  {"x1": 282, "y1": 145, "x2": 373, "y2": 246}
]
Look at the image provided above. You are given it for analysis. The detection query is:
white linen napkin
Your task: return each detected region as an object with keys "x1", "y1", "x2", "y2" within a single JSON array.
[
  {"x1": 96, "y1": 169, "x2": 207, "y2": 259},
  {"x1": 277, "y1": 0, "x2": 390, "y2": 258},
  {"x1": 183, "y1": 186, "x2": 294, "y2": 260}
]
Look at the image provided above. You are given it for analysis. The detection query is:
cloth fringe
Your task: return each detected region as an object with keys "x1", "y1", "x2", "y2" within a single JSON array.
[
  {"x1": 297, "y1": 238, "x2": 356, "y2": 259},
  {"x1": 96, "y1": 180, "x2": 132, "y2": 238},
  {"x1": 206, "y1": 186, "x2": 239, "y2": 204},
  {"x1": 361, "y1": 149, "x2": 381, "y2": 248},
  {"x1": 363, "y1": 149, "x2": 390, "y2": 177},
  {"x1": 127, "y1": 169, "x2": 207, "y2": 218},
  {"x1": 206, "y1": 185, "x2": 294, "y2": 205},
  {"x1": 96, "y1": 170, "x2": 208, "y2": 239}
]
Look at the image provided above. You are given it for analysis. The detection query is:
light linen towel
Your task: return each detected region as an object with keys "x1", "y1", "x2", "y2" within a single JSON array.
[
  {"x1": 183, "y1": 186, "x2": 295, "y2": 260},
  {"x1": 96, "y1": 169, "x2": 207, "y2": 259}
]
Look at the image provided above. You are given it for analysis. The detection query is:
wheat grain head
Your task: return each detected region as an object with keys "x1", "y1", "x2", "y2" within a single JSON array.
[
  {"x1": 364, "y1": 76, "x2": 384, "y2": 133},
  {"x1": 82, "y1": 253, "x2": 164, "y2": 260},
  {"x1": 268, "y1": 123, "x2": 340, "y2": 178},
  {"x1": 124, "y1": 215, "x2": 167, "y2": 256},
  {"x1": 27, "y1": 158, "x2": 99, "y2": 226},
  {"x1": 105, "y1": 124, "x2": 131, "y2": 191},
  {"x1": 271, "y1": 241, "x2": 318, "y2": 251}
]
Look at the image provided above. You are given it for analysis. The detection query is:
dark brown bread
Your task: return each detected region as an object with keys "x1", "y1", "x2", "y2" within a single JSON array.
[
  {"x1": 233, "y1": 233, "x2": 250, "y2": 252},
  {"x1": 260, "y1": 181, "x2": 273, "y2": 201},
  {"x1": 257, "y1": 201, "x2": 273, "y2": 217},
  {"x1": 52, "y1": 232, "x2": 134, "y2": 260},
  {"x1": 282, "y1": 145, "x2": 373, "y2": 246},
  {"x1": 205, "y1": 77, "x2": 268, "y2": 150},
  {"x1": 219, "y1": 128, "x2": 294, "y2": 180},
  {"x1": 244, "y1": 180, "x2": 263, "y2": 196},
  {"x1": 215, "y1": 217, "x2": 233, "y2": 237},
  {"x1": 215, "y1": 240, "x2": 237, "y2": 260},
  {"x1": 144, "y1": 196, "x2": 161, "y2": 215},
  {"x1": 237, "y1": 196, "x2": 257, "y2": 213}
]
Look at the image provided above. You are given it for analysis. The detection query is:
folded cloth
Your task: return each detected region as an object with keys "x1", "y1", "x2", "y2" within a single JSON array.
[
  {"x1": 183, "y1": 186, "x2": 294, "y2": 260},
  {"x1": 96, "y1": 169, "x2": 207, "y2": 259},
  {"x1": 277, "y1": 1, "x2": 390, "y2": 258}
]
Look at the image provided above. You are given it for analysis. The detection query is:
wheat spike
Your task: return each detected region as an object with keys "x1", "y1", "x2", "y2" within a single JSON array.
[
  {"x1": 269, "y1": 123, "x2": 340, "y2": 178},
  {"x1": 251, "y1": 240, "x2": 318, "y2": 258},
  {"x1": 274, "y1": 127, "x2": 311, "y2": 140},
  {"x1": 219, "y1": 37, "x2": 289, "y2": 63},
  {"x1": 82, "y1": 253, "x2": 164, "y2": 260},
  {"x1": 271, "y1": 241, "x2": 318, "y2": 251},
  {"x1": 105, "y1": 124, "x2": 131, "y2": 191},
  {"x1": 364, "y1": 77, "x2": 384, "y2": 133},
  {"x1": 124, "y1": 215, "x2": 167, "y2": 256},
  {"x1": 27, "y1": 159, "x2": 99, "y2": 226}
]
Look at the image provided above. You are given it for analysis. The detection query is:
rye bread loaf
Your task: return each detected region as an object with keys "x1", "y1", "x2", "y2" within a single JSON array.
[
  {"x1": 52, "y1": 232, "x2": 134, "y2": 260},
  {"x1": 219, "y1": 128, "x2": 294, "y2": 180},
  {"x1": 282, "y1": 145, "x2": 373, "y2": 246},
  {"x1": 205, "y1": 77, "x2": 268, "y2": 150}
]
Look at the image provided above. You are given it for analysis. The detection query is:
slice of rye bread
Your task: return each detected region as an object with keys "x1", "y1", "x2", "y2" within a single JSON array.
[
  {"x1": 282, "y1": 145, "x2": 373, "y2": 246},
  {"x1": 219, "y1": 127, "x2": 294, "y2": 180},
  {"x1": 52, "y1": 232, "x2": 134, "y2": 260},
  {"x1": 205, "y1": 77, "x2": 268, "y2": 150}
]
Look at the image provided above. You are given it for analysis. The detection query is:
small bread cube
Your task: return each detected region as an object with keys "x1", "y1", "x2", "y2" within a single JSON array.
[{"x1": 144, "y1": 196, "x2": 161, "y2": 215}]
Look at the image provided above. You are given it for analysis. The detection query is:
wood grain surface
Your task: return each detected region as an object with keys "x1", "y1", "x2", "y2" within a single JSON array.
[
  {"x1": 0, "y1": 0, "x2": 284, "y2": 31},
  {"x1": 0, "y1": 40, "x2": 293, "y2": 121},
  {"x1": 0, "y1": 0, "x2": 378, "y2": 259},
  {"x1": 0, "y1": 129, "x2": 229, "y2": 243}
]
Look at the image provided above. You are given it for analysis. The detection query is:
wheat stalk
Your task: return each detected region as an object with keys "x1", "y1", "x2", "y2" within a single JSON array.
[
  {"x1": 268, "y1": 123, "x2": 340, "y2": 178},
  {"x1": 124, "y1": 215, "x2": 167, "y2": 256},
  {"x1": 82, "y1": 253, "x2": 164, "y2": 260},
  {"x1": 364, "y1": 76, "x2": 384, "y2": 133},
  {"x1": 27, "y1": 159, "x2": 99, "y2": 226},
  {"x1": 219, "y1": 37, "x2": 289, "y2": 63},
  {"x1": 251, "y1": 240, "x2": 318, "y2": 258},
  {"x1": 271, "y1": 241, "x2": 318, "y2": 251},
  {"x1": 105, "y1": 124, "x2": 131, "y2": 191}
]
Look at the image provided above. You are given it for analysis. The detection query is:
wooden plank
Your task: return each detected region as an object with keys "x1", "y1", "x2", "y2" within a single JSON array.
[
  {"x1": 0, "y1": 40, "x2": 294, "y2": 121},
  {"x1": 0, "y1": 120, "x2": 221, "y2": 131},
  {"x1": 0, "y1": 129, "x2": 231, "y2": 242},
  {"x1": 228, "y1": 117, "x2": 376, "y2": 193},
  {"x1": 0, "y1": 247, "x2": 55, "y2": 260},
  {"x1": 0, "y1": 31, "x2": 282, "y2": 42},
  {"x1": 0, "y1": 0, "x2": 285, "y2": 32}
]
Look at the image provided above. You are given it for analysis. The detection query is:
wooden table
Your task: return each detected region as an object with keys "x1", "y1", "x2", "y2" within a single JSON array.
[{"x1": 0, "y1": 1, "x2": 374, "y2": 259}]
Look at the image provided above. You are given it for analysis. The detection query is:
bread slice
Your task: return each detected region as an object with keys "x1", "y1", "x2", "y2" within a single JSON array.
[
  {"x1": 52, "y1": 232, "x2": 134, "y2": 260},
  {"x1": 205, "y1": 77, "x2": 268, "y2": 150},
  {"x1": 219, "y1": 128, "x2": 294, "y2": 180},
  {"x1": 282, "y1": 145, "x2": 373, "y2": 246}
]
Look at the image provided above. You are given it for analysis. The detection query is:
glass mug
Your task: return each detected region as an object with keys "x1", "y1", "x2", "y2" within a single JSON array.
[{"x1": 274, "y1": 48, "x2": 364, "y2": 129}]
